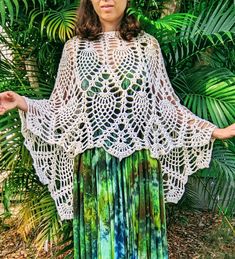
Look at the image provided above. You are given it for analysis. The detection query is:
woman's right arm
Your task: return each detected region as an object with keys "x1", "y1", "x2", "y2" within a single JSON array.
[
  {"x1": 0, "y1": 36, "x2": 76, "y2": 117},
  {"x1": 1, "y1": 37, "x2": 76, "y2": 146},
  {"x1": 0, "y1": 91, "x2": 28, "y2": 115}
]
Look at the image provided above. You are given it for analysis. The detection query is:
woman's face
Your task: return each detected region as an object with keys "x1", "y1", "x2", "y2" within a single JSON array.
[{"x1": 91, "y1": 0, "x2": 128, "y2": 31}]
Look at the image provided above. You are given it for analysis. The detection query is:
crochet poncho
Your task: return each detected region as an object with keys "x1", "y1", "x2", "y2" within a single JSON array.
[{"x1": 19, "y1": 31, "x2": 216, "y2": 220}]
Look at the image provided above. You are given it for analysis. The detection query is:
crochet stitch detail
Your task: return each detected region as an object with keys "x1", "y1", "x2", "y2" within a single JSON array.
[{"x1": 19, "y1": 32, "x2": 216, "y2": 220}]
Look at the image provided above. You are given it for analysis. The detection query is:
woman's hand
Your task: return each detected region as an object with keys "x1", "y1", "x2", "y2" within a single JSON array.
[
  {"x1": 0, "y1": 91, "x2": 28, "y2": 115},
  {"x1": 212, "y1": 124, "x2": 235, "y2": 140}
]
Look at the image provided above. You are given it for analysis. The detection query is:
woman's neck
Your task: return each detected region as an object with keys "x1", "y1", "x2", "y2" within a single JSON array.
[
  {"x1": 102, "y1": 24, "x2": 117, "y2": 32},
  {"x1": 100, "y1": 18, "x2": 123, "y2": 32}
]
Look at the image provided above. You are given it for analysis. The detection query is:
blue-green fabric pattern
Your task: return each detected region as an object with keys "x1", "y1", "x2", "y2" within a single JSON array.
[{"x1": 73, "y1": 148, "x2": 168, "y2": 259}]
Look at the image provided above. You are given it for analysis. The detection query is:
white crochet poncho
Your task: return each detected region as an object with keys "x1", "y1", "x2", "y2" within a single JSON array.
[{"x1": 19, "y1": 31, "x2": 217, "y2": 220}]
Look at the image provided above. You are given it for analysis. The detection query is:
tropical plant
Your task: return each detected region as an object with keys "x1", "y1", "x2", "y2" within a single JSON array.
[
  {"x1": 167, "y1": 0, "x2": 235, "y2": 219},
  {"x1": 131, "y1": 0, "x2": 235, "y2": 220},
  {"x1": 0, "y1": 0, "x2": 67, "y2": 252}
]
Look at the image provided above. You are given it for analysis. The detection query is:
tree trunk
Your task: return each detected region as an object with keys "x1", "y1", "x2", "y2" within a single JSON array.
[
  {"x1": 161, "y1": 0, "x2": 181, "y2": 16},
  {"x1": 24, "y1": 56, "x2": 39, "y2": 89}
]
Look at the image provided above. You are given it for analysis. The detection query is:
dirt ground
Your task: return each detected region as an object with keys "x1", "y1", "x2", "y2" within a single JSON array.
[
  {"x1": 167, "y1": 210, "x2": 235, "y2": 259},
  {"x1": 0, "y1": 205, "x2": 234, "y2": 259}
]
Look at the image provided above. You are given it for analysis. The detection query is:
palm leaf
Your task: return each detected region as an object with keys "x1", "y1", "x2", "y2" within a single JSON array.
[
  {"x1": 196, "y1": 142, "x2": 235, "y2": 214},
  {"x1": 38, "y1": 4, "x2": 77, "y2": 42},
  {"x1": 0, "y1": 0, "x2": 45, "y2": 26},
  {"x1": 173, "y1": 67, "x2": 235, "y2": 127},
  {"x1": 18, "y1": 189, "x2": 62, "y2": 251},
  {"x1": 164, "y1": 0, "x2": 235, "y2": 68},
  {"x1": 128, "y1": 6, "x2": 196, "y2": 42}
]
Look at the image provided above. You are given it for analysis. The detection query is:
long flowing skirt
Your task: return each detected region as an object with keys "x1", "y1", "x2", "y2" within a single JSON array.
[{"x1": 73, "y1": 148, "x2": 169, "y2": 259}]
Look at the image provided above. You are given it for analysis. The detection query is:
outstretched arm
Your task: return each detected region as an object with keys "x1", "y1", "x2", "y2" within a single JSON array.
[
  {"x1": 0, "y1": 91, "x2": 28, "y2": 114},
  {"x1": 212, "y1": 124, "x2": 235, "y2": 140},
  {"x1": 148, "y1": 36, "x2": 235, "y2": 142},
  {"x1": 0, "y1": 39, "x2": 77, "y2": 220},
  {"x1": 146, "y1": 34, "x2": 235, "y2": 204},
  {"x1": 0, "y1": 36, "x2": 75, "y2": 117}
]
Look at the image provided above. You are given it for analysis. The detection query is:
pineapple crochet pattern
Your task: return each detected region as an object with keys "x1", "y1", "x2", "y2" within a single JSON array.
[{"x1": 19, "y1": 31, "x2": 216, "y2": 220}]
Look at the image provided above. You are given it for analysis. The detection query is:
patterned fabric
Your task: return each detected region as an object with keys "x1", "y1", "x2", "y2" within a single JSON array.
[
  {"x1": 73, "y1": 148, "x2": 168, "y2": 259},
  {"x1": 19, "y1": 31, "x2": 216, "y2": 220}
]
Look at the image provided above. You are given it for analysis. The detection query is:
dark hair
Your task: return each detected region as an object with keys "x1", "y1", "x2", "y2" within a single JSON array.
[{"x1": 75, "y1": 0, "x2": 141, "y2": 41}]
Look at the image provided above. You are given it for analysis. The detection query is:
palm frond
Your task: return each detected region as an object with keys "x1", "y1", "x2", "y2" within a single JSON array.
[
  {"x1": 173, "y1": 67, "x2": 235, "y2": 127},
  {"x1": 0, "y1": 0, "x2": 46, "y2": 26},
  {"x1": 18, "y1": 189, "x2": 62, "y2": 251},
  {"x1": 128, "y1": 7, "x2": 195, "y2": 42},
  {"x1": 195, "y1": 141, "x2": 235, "y2": 215},
  {"x1": 30, "y1": 4, "x2": 77, "y2": 42},
  {"x1": 164, "y1": 0, "x2": 235, "y2": 68}
]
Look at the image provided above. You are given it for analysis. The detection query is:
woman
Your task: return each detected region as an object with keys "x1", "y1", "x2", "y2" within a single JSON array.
[{"x1": 0, "y1": 0, "x2": 235, "y2": 258}]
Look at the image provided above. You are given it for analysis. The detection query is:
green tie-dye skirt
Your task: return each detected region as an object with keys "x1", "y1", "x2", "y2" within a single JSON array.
[{"x1": 73, "y1": 148, "x2": 169, "y2": 259}]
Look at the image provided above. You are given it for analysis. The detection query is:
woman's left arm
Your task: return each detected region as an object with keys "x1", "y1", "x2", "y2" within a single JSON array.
[
  {"x1": 148, "y1": 35, "x2": 235, "y2": 143},
  {"x1": 212, "y1": 124, "x2": 235, "y2": 140},
  {"x1": 146, "y1": 34, "x2": 235, "y2": 204}
]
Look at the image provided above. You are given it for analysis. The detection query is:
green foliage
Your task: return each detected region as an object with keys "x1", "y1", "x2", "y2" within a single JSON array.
[
  {"x1": 163, "y1": 0, "x2": 235, "y2": 69},
  {"x1": 174, "y1": 67, "x2": 235, "y2": 127},
  {"x1": 131, "y1": 0, "x2": 165, "y2": 18},
  {"x1": 164, "y1": 0, "x2": 235, "y2": 218},
  {"x1": 0, "y1": 0, "x2": 46, "y2": 25},
  {"x1": 199, "y1": 141, "x2": 235, "y2": 215},
  {"x1": 17, "y1": 189, "x2": 62, "y2": 250},
  {"x1": 30, "y1": 4, "x2": 77, "y2": 42},
  {"x1": 128, "y1": 7, "x2": 196, "y2": 42}
]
